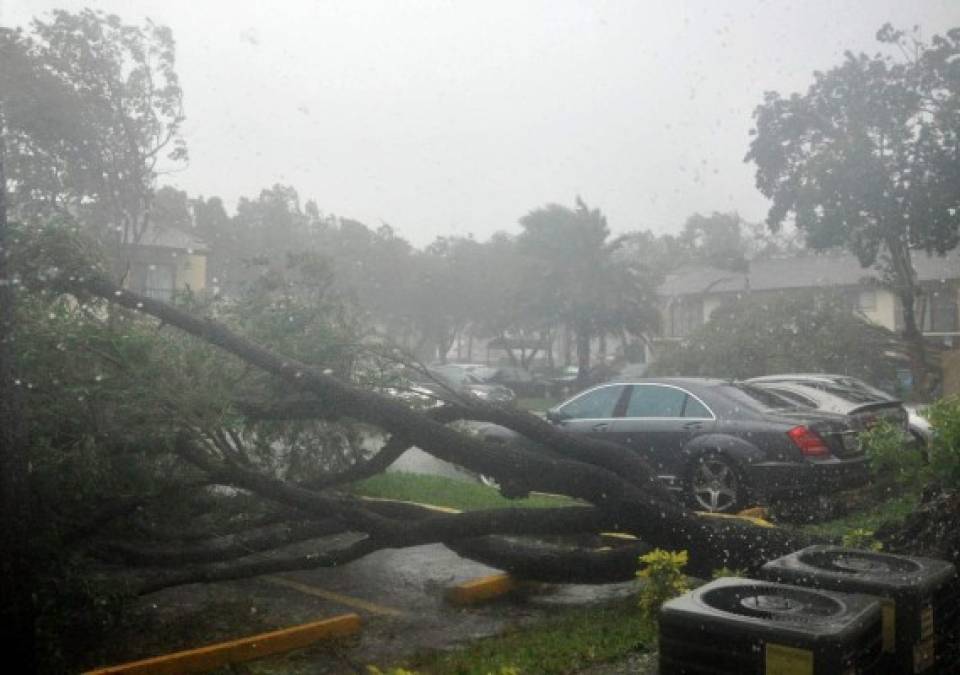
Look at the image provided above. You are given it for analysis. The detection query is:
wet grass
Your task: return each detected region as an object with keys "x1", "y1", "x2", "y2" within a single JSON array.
[
  {"x1": 352, "y1": 472, "x2": 576, "y2": 511},
  {"x1": 800, "y1": 486, "x2": 919, "y2": 539},
  {"x1": 395, "y1": 598, "x2": 655, "y2": 675}
]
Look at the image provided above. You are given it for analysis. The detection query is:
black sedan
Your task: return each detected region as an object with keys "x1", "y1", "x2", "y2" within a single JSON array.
[{"x1": 480, "y1": 377, "x2": 869, "y2": 512}]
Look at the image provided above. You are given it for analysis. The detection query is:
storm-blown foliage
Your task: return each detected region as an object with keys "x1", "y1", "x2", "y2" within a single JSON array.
[
  {"x1": 746, "y1": 24, "x2": 960, "y2": 394},
  {"x1": 10, "y1": 225, "x2": 381, "y2": 669},
  {"x1": 8, "y1": 223, "x2": 817, "y2": 672},
  {"x1": 0, "y1": 10, "x2": 186, "y2": 245},
  {"x1": 649, "y1": 294, "x2": 907, "y2": 386}
]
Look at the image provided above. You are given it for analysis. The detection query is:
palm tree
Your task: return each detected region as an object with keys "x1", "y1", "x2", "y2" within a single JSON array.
[{"x1": 518, "y1": 198, "x2": 660, "y2": 384}]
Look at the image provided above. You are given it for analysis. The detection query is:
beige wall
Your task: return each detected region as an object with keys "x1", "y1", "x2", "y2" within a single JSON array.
[
  {"x1": 176, "y1": 253, "x2": 207, "y2": 291},
  {"x1": 703, "y1": 295, "x2": 725, "y2": 323},
  {"x1": 859, "y1": 288, "x2": 898, "y2": 331},
  {"x1": 944, "y1": 349, "x2": 960, "y2": 396}
]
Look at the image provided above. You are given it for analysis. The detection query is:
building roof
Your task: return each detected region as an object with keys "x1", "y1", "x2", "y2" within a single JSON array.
[
  {"x1": 132, "y1": 226, "x2": 208, "y2": 253},
  {"x1": 660, "y1": 249, "x2": 960, "y2": 297}
]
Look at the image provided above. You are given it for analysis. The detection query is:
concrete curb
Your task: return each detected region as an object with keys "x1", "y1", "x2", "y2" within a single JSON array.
[
  {"x1": 82, "y1": 613, "x2": 361, "y2": 674},
  {"x1": 446, "y1": 573, "x2": 516, "y2": 606}
]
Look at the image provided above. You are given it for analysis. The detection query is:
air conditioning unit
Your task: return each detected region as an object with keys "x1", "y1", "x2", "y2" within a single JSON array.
[
  {"x1": 760, "y1": 545, "x2": 959, "y2": 674},
  {"x1": 659, "y1": 576, "x2": 883, "y2": 674}
]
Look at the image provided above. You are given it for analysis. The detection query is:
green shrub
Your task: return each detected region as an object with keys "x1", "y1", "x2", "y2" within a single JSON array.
[
  {"x1": 859, "y1": 420, "x2": 923, "y2": 482},
  {"x1": 841, "y1": 528, "x2": 883, "y2": 551},
  {"x1": 928, "y1": 395, "x2": 960, "y2": 489},
  {"x1": 711, "y1": 567, "x2": 746, "y2": 579},
  {"x1": 637, "y1": 549, "x2": 690, "y2": 627}
]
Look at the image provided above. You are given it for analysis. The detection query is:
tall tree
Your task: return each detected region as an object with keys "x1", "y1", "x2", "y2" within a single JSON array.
[
  {"x1": 746, "y1": 25, "x2": 960, "y2": 396},
  {"x1": 0, "y1": 95, "x2": 37, "y2": 672},
  {"x1": 1, "y1": 9, "x2": 186, "y2": 247},
  {"x1": 518, "y1": 198, "x2": 659, "y2": 382},
  {"x1": 680, "y1": 211, "x2": 749, "y2": 272}
]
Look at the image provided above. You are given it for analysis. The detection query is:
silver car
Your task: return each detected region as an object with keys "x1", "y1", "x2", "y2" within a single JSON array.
[{"x1": 745, "y1": 374, "x2": 927, "y2": 445}]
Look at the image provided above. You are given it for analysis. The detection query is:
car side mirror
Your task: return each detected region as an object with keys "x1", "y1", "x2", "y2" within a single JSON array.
[{"x1": 546, "y1": 408, "x2": 565, "y2": 424}]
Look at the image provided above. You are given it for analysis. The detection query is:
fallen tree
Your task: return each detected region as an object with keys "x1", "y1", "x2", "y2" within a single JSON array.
[{"x1": 16, "y1": 228, "x2": 818, "y2": 602}]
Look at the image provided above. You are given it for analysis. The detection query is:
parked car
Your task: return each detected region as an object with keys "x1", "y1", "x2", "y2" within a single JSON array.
[
  {"x1": 745, "y1": 374, "x2": 923, "y2": 444},
  {"x1": 420, "y1": 365, "x2": 517, "y2": 404},
  {"x1": 545, "y1": 364, "x2": 618, "y2": 397},
  {"x1": 483, "y1": 366, "x2": 549, "y2": 397},
  {"x1": 430, "y1": 362, "x2": 499, "y2": 381},
  {"x1": 479, "y1": 377, "x2": 869, "y2": 512}
]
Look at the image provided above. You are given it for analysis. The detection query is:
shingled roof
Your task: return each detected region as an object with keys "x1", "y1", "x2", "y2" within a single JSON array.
[{"x1": 660, "y1": 250, "x2": 960, "y2": 297}]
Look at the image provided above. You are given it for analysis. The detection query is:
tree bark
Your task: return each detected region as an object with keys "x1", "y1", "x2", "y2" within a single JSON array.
[
  {"x1": 888, "y1": 236, "x2": 931, "y2": 397},
  {"x1": 576, "y1": 321, "x2": 591, "y2": 386}
]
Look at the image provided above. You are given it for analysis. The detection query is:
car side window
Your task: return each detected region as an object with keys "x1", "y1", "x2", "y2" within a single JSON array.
[
  {"x1": 624, "y1": 385, "x2": 686, "y2": 418},
  {"x1": 557, "y1": 385, "x2": 624, "y2": 419},
  {"x1": 683, "y1": 395, "x2": 712, "y2": 418}
]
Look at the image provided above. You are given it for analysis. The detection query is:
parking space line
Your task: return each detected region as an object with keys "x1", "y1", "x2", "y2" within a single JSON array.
[
  {"x1": 82, "y1": 613, "x2": 361, "y2": 674},
  {"x1": 265, "y1": 576, "x2": 406, "y2": 617}
]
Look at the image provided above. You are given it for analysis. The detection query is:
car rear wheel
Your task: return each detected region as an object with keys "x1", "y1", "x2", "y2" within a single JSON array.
[{"x1": 687, "y1": 453, "x2": 745, "y2": 513}]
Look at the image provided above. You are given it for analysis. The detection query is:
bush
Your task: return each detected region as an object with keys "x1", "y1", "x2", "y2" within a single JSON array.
[
  {"x1": 648, "y1": 294, "x2": 905, "y2": 387},
  {"x1": 928, "y1": 395, "x2": 960, "y2": 489},
  {"x1": 859, "y1": 420, "x2": 923, "y2": 483},
  {"x1": 637, "y1": 549, "x2": 689, "y2": 627},
  {"x1": 841, "y1": 528, "x2": 883, "y2": 551}
]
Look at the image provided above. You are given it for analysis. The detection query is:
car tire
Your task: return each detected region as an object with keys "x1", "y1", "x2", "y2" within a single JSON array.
[{"x1": 685, "y1": 453, "x2": 746, "y2": 513}]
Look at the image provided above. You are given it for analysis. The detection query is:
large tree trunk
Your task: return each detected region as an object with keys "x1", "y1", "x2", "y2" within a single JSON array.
[
  {"x1": 900, "y1": 287, "x2": 931, "y2": 397},
  {"x1": 888, "y1": 237, "x2": 931, "y2": 398},
  {"x1": 0, "y1": 113, "x2": 38, "y2": 673},
  {"x1": 576, "y1": 321, "x2": 591, "y2": 386}
]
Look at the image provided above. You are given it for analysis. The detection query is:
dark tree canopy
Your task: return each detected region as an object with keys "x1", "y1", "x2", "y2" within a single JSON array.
[
  {"x1": 649, "y1": 293, "x2": 908, "y2": 390},
  {"x1": 1, "y1": 9, "x2": 186, "y2": 245},
  {"x1": 746, "y1": 24, "x2": 960, "y2": 394}
]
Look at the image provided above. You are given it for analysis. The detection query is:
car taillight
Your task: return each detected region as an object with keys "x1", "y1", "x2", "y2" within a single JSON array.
[{"x1": 788, "y1": 425, "x2": 830, "y2": 457}]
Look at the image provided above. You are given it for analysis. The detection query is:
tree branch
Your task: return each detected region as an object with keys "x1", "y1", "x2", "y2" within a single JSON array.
[{"x1": 54, "y1": 276, "x2": 811, "y2": 574}]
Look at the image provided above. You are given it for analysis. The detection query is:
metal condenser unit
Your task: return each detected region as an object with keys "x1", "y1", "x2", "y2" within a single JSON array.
[
  {"x1": 659, "y1": 576, "x2": 883, "y2": 674},
  {"x1": 760, "y1": 545, "x2": 959, "y2": 673}
]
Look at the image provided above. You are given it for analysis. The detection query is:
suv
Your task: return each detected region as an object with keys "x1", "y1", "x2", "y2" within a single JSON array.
[{"x1": 480, "y1": 377, "x2": 869, "y2": 512}]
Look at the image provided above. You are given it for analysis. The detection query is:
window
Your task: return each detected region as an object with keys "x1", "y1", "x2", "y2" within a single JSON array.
[
  {"x1": 145, "y1": 264, "x2": 175, "y2": 301},
  {"x1": 624, "y1": 385, "x2": 686, "y2": 418},
  {"x1": 557, "y1": 385, "x2": 624, "y2": 419},
  {"x1": 669, "y1": 298, "x2": 704, "y2": 338},
  {"x1": 927, "y1": 289, "x2": 959, "y2": 333},
  {"x1": 683, "y1": 395, "x2": 712, "y2": 418},
  {"x1": 857, "y1": 290, "x2": 876, "y2": 311}
]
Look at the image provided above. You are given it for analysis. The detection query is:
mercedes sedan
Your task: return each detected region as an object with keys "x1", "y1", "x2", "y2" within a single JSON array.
[{"x1": 480, "y1": 377, "x2": 870, "y2": 512}]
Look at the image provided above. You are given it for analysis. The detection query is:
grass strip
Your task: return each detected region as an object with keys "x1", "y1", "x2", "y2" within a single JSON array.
[
  {"x1": 397, "y1": 598, "x2": 653, "y2": 675},
  {"x1": 801, "y1": 490, "x2": 919, "y2": 539},
  {"x1": 352, "y1": 473, "x2": 574, "y2": 511}
]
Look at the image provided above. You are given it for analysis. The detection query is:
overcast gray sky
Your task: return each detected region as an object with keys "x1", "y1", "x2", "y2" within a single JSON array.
[{"x1": 3, "y1": 0, "x2": 959, "y2": 245}]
